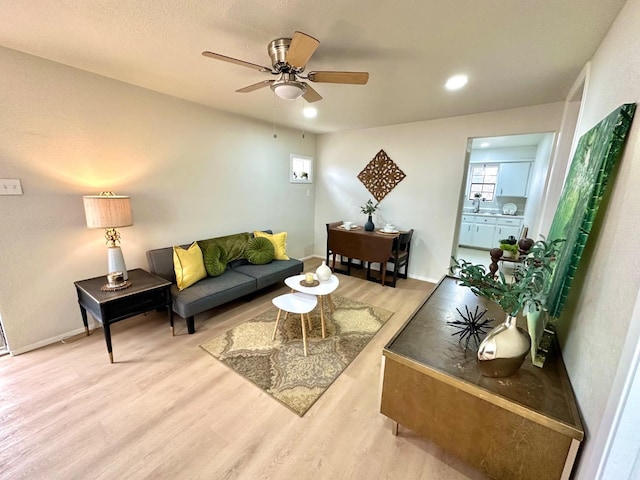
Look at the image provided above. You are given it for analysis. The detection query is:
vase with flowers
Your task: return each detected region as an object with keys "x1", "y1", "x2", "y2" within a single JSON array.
[
  {"x1": 360, "y1": 199, "x2": 379, "y2": 231},
  {"x1": 450, "y1": 238, "x2": 564, "y2": 377}
]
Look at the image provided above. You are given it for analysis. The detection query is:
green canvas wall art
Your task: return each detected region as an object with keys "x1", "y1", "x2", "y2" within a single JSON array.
[{"x1": 545, "y1": 103, "x2": 636, "y2": 318}]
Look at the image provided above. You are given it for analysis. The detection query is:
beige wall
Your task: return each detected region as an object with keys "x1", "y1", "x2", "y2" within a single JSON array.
[
  {"x1": 4, "y1": 5, "x2": 639, "y2": 471},
  {"x1": 314, "y1": 103, "x2": 564, "y2": 282},
  {"x1": 554, "y1": 0, "x2": 640, "y2": 477},
  {"x1": 0, "y1": 47, "x2": 316, "y2": 353}
]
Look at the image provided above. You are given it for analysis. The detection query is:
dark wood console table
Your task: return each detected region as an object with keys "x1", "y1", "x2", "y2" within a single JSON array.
[
  {"x1": 74, "y1": 268, "x2": 173, "y2": 363},
  {"x1": 327, "y1": 225, "x2": 398, "y2": 285},
  {"x1": 380, "y1": 275, "x2": 584, "y2": 480}
]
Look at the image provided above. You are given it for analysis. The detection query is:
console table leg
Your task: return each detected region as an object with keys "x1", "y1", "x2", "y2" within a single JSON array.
[
  {"x1": 392, "y1": 420, "x2": 398, "y2": 436},
  {"x1": 80, "y1": 306, "x2": 89, "y2": 335},
  {"x1": 103, "y1": 323, "x2": 114, "y2": 364}
]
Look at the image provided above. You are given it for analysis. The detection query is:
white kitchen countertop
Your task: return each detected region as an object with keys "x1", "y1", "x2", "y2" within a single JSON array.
[{"x1": 462, "y1": 211, "x2": 524, "y2": 219}]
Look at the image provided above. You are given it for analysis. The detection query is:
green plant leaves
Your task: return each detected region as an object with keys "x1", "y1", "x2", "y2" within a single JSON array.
[{"x1": 450, "y1": 238, "x2": 565, "y2": 317}]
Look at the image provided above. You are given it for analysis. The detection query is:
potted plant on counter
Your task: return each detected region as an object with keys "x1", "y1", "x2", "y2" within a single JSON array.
[
  {"x1": 450, "y1": 238, "x2": 564, "y2": 377},
  {"x1": 360, "y1": 199, "x2": 379, "y2": 231},
  {"x1": 500, "y1": 242, "x2": 519, "y2": 259}
]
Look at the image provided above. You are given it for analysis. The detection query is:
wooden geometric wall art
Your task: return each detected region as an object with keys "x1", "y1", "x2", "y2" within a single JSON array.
[{"x1": 357, "y1": 149, "x2": 406, "y2": 202}]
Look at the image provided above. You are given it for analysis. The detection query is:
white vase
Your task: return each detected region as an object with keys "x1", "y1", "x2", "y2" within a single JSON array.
[
  {"x1": 477, "y1": 314, "x2": 531, "y2": 377},
  {"x1": 316, "y1": 261, "x2": 332, "y2": 282}
]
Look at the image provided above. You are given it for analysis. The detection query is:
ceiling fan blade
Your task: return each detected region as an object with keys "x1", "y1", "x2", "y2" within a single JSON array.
[
  {"x1": 202, "y1": 51, "x2": 272, "y2": 73},
  {"x1": 308, "y1": 71, "x2": 369, "y2": 85},
  {"x1": 286, "y1": 31, "x2": 320, "y2": 68},
  {"x1": 302, "y1": 83, "x2": 323, "y2": 103},
  {"x1": 236, "y1": 80, "x2": 273, "y2": 93}
]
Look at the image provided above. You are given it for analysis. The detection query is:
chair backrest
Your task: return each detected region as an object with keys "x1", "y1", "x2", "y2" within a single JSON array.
[{"x1": 397, "y1": 229, "x2": 414, "y2": 254}]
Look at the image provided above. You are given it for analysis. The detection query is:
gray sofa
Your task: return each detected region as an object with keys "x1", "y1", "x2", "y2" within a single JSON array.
[{"x1": 146, "y1": 231, "x2": 303, "y2": 334}]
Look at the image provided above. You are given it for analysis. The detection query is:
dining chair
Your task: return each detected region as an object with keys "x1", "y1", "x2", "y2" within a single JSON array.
[
  {"x1": 367, "y1": 229, "x2": 414, "y2": 287},
  {"x1": 326, "y1": 221, "x2": 343, "y2": 267}
]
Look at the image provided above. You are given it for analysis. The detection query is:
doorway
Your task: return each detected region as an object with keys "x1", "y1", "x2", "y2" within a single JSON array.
[{"x1": 453, "y1": 132, "x2": 556, "y2": 269}]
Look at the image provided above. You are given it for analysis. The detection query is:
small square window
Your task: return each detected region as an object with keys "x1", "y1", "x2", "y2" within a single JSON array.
[{"x1": 290, "y1": 154, "x2": 313, "y2": 183}]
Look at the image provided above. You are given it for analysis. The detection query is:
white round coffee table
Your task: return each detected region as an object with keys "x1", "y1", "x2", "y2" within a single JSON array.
[
  {"x1": 285, "y1": 273, "x2": 339, "y2": 339},
  {"x1": 271, "y1": 292, "x2": 317, "y2": 356}
]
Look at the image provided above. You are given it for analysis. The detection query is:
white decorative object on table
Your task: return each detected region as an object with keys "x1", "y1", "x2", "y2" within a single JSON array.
[{"x1": 316, "y1": 261, "x2": 332, "y2": 282}]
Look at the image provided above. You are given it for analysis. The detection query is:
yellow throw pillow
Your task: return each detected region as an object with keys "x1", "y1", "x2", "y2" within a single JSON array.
[
  {"x1": 173, "y1": 242, "x2": 207, "y2": 291},
  {"x1": 253, "y1": 231, "x2": 289, "y2": 260}
]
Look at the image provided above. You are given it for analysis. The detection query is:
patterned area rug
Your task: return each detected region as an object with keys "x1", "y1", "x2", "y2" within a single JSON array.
[{"x1": 200, "y1": 295, "x2": 393, "y2": 416}]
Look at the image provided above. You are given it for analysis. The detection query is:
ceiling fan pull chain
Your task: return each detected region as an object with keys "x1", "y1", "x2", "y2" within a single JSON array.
[
  {"x1": 301, "y1": 98, "x2": 305, "y2": 138},
  {"x1": 272, "y1": 92, "x2": 278, "y2": 139}
]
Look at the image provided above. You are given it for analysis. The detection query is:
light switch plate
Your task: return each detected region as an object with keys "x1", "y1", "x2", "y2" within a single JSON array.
[{"x1": 0, "y1": 179, "x2": 23, "y2": 195}]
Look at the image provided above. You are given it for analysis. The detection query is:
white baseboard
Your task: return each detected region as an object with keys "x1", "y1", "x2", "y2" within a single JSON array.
[
  {"x1": 306, "y1": 254, "x2": 439, "y2": 284},
  {"x1": 8, "y1": 325, "x2": 92, "y2": 356}
]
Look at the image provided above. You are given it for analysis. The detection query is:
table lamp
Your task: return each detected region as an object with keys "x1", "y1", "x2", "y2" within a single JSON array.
[{"x1": 83, "y1": 192, "x2": 133, "y2": 285}]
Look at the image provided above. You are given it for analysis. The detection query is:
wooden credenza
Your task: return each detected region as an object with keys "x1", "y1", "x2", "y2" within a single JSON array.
[{"x1": 380, "y1": 275, "x2": 584, "y2": 480}]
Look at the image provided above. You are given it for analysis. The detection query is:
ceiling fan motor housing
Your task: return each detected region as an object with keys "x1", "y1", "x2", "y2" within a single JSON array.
[{"x1": 268, "y1": 38, "x2": 303, "y2": 73}]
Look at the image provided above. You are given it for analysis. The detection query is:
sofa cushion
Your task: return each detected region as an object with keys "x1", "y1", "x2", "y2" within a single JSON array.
[
  {"x1": 233, "y1": 258, "x2": 303, "y2": 290},
  {"x1": 170, "y1": 270, "x2": 257, "y2": 319},
  {"x1": 198, "y1": 232, "x2": 250, "y2": 263},
  {"x1": 202, "y1": 243, "x2": 228, "y2": 277},
  {"x1": 245, "y1": 237, "x2": 275, "y2": 265},
  {"x1": 253, "y1": 231, "x2": 289, "y2": 260},
  {"x1": 173, "y1": 242, "x2": 207, "y2": 291}
]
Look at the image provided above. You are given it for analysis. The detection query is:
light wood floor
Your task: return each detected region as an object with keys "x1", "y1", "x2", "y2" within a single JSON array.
[{"x1": 0, "y1": 258, "x2": 486, "y2": 479}]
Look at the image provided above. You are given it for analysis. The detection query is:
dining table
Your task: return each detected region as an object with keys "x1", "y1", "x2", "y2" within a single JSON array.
[{"x1": 327, "y1": 224, "x2": 399, "y2": 286}]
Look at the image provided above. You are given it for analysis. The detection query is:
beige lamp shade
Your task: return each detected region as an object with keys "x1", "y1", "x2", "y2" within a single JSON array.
[{"x1": 83, "y1": 195, "x2": 133, "y2": 229}]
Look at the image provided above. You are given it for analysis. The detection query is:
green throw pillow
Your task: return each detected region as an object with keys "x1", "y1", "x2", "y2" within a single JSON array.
[
  {"x1": 198, "y1": 232, "x2": 251, "y2": 263},
  {"x1": 245, "y1": 237, "x2": 275, "y2": 265},
  {"x1": 202, "y1": 244, "x2": 228, "y2": 277}
]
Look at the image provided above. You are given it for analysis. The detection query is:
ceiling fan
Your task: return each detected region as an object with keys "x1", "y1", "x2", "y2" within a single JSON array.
[{"x1": 202, "y1": 31, "x2": 369, "y2": 103}]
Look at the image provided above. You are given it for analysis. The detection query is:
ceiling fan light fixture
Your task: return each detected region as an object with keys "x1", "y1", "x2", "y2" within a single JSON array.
[
  {"x1": 272, "y1": 82, "x2": 306, "y2": 100},
  {"x1": 270, "y1": 73, "x2": 308, "y2": 100}
]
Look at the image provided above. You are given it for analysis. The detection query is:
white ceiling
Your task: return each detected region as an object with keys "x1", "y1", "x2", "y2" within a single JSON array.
[
  {"x1": 0, "y1": 0, "x2": 626, "y2": 134},
  {"x1": 470, "y1": 133, "x2": 551, "y2": 149}
]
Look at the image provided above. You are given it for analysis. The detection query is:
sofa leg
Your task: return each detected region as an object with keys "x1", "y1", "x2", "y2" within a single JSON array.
[{"x1": 187, "y1": 316, "x2": 195, "y2": 334}]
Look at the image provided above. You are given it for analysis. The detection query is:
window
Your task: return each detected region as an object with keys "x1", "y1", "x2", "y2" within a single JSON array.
[
  {"x1": 468, "y1": 164, "x2": 498, "y2": 201},
  {"x1": 290, "y1": 154, "x2": 313, "y2": 183}
]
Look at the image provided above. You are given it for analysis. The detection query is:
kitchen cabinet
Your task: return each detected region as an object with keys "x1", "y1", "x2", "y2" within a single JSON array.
[
  {"x1": 474, "y1": 224, "x2": 496, "y2": 248},
  {"x1": 496, "y1": 162, "x2": 531, "y2": 197},
  {"x1": 492, "y1": 217, "x2": 523, "y2": 245},
  {"x1": 459, "y1": 215, "x2": 523, "y2": 249},
  {"x1": 459, "y1": 217, "x2": 474, "y2": 246},
  {"x1": 458, "y1": 215, "x2": 497, "y2": 249}
]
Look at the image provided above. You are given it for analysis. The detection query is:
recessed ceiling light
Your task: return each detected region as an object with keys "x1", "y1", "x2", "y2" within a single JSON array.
[
  {"x1": 303, "y1": 107, "x2": 317, "y2": 118},
  {"x1": 445, "y1": 74, "x2": 468, "y2": 90},
  {"x1": 480, "y1": 142, "x2": 490, "y2": 148}
]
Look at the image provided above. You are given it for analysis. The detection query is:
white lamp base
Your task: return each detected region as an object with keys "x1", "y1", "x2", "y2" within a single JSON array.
[{"x1": 107, "y1": 246, "x2": 128, "y2": 280}]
